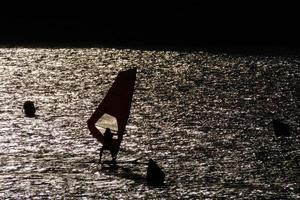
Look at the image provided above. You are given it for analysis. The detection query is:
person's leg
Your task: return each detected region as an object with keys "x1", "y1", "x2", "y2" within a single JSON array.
[
  {"x1": 110, "y1": 150, "x2": 117, "y2": 166},
  {"x1": 99, "y1": 147, "x2": 104, "y2": 163}
]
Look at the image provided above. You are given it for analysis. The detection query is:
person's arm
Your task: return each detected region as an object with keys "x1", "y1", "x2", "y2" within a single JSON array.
[{"x1": 117, "y1": 133, "x2": 123, "y2": 144}]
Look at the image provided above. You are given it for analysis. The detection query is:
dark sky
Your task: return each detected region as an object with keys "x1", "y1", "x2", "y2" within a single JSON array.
[{"x1": 1, "y1": 3, "x2": 299, "y2": 48}]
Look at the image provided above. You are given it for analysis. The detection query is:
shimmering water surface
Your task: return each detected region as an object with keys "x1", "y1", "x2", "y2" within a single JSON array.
[{"x1": 0, "y1": 48, "x2": 299, "y2": 199}]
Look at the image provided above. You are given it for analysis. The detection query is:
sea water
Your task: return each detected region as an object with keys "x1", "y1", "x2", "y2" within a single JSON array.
[{"x1": 0, "y1": 47, "x2": 299, "y2": 199}]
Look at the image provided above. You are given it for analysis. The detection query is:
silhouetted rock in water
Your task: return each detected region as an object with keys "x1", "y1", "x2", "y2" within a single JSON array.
[
  {"x1": 146, "y1": 159, "x2": 165, "y2": 186},
  {"x1": 272, "y1": 119, "x2": 290, "y2": 136},
  {"x1": 23, "y1": 101, "x2": 36, "y2": 117}
]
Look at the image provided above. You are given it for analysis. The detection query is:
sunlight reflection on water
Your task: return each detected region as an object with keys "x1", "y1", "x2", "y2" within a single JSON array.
[{"x1": 0, "y1": 48, "x2": 299, "y2": 199}]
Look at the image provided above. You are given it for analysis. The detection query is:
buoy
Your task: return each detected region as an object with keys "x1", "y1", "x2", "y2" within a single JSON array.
[{"x1": 23, "y1": 101, "x2": 36, "y2": 117}]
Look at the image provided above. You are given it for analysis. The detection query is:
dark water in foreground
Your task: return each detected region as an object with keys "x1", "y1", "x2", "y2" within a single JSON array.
[{"x1": 0, "y1": 48, "x2": 299, "y2": 199}]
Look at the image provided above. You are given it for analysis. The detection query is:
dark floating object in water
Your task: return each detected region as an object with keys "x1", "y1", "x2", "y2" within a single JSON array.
[
  {"x1": 272, "y1": 119, "x2": 290, "y2": 136},
  {"x1": 146, "y1": 159, "x2": 165, "y2": 186},
  {"x1": 23, "y1": 101, "x2": 36, "y2": 117}
]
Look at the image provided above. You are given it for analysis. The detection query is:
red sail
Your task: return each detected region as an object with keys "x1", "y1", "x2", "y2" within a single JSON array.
[{"x1": 87, "y1": 68, "x2": 136, "y2": 144}]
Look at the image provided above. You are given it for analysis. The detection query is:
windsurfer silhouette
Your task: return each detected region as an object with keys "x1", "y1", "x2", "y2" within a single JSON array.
[{"x1": 87, "y1": 68, "x2": 136, "y2": 166}]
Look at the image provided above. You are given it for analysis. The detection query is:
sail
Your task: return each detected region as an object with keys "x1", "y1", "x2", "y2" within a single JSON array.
[{"x1": 87, "y1": 68, "x2": 136, "y2": 143}]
